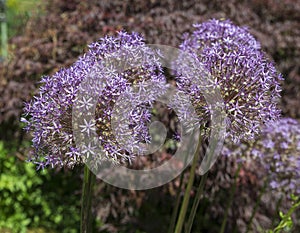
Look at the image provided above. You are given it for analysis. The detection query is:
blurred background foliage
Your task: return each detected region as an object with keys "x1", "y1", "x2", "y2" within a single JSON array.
[
  {"x1": 6, "y1": 0, "x2": 43, "y2": 38},
  {"x1": 0, "y1": 0, "x2": 299, "y2": 232}
]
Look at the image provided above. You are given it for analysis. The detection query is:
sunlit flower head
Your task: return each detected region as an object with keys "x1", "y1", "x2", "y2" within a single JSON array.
[
  {"x1": 22, "y1": 31, "x2": 166, "y2": 169},
  {"x1": 174, "y1": 19, "x2": 282, "y2": 142}
]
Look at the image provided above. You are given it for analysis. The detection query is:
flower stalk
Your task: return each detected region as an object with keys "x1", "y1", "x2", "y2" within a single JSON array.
[
  {"x1": 168, "y1": 168, "x2": 185, "y2": 233},
  {"x1": 174, "y1": 135, "x2": 202, "y2": 233},
  {"x1": 184, "y1": 172, "x2": 208, "y2": 233},
  {"x1": 81, "y1": 165, "x2": 96, "y2": 233},
  {"x1": 219, "y1": 163, "x2": 242, "y2": 233}
]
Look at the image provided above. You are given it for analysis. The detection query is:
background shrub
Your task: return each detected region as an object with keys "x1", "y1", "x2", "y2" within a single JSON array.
[{"x1": 0, "y1": 141, "x2": 82, "y2": 233}]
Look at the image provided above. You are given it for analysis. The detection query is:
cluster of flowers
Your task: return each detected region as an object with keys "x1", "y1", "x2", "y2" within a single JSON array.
[
  {"x1": 260, "y1": 118, "x2": 300, "y2": 196},
  {"x1": 24, "y1": 19, "x2": 297, "y2": 197},
  {"x1": 23, "y1": 31, "x2": 166, "y2": 169},
  {"x1": 174, "y1": 19, "x2": 282, "y2": 143},
  {"x1": 223, "y1": 118, "x2": 300, "y2": 196}
]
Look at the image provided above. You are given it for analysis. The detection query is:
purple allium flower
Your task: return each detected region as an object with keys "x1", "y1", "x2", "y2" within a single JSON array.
[
  {"x1": 174, "y1": 19, "x2": 282, "y2": 142},
  {"x1": 222, "y1": 118, "x2": 300, "y2": 196},
  {"x1": 22, "y1": 31, "x2": 166, "y2": 169},
  {"x1": 254, "y1": 118, "x2": 300, "y2": 196}
]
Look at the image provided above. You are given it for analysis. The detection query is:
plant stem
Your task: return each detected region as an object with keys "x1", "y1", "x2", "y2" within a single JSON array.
[
  {"x1": 81, "y1": 165, "x2": 96, "y2": 233},
  {"x1": 0, "y1": 1, "x2": 7, "y2": 59},
  {"x1": 184, "y1": 172, "x2": 208, "y2": 233},
  {"x1": 174, "y1": 136, "x2": 202, "y2": 233},
  {"x1": 272, "y1": 196, "x2": 283, "y2": 227},
  {"x1": 245, "y1": 178, "x2": 268, "y2": 233},
  {"x1": 185, "y1": 137, "x2": 219, "y2": 233},
  {"x1": 168, "y1": 171, "x2": 185, "y2": 233},
  {"x1": 273, "y1": 196, "x2": 300, "y2": 233},
  {"x1": 169, "y1": 136, "x2": 197, "y2": 233},
  {"x1": 219, "y1": 163, "x2": 242, "y2": 233}
]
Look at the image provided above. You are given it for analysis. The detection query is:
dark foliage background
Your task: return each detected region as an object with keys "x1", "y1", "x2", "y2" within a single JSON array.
[
  {"x1": 1, "y1": 0, "x2": 299, "y2": 130},
  {"x1": 0, "y1": 0, "x2": 299, "y2": 232}
]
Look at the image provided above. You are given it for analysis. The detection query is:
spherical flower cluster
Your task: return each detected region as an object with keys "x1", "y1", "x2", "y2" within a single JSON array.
[
  {"x1": 223, "y1": 118, "x2": 300, "y2": 196},
  {"x1": 180, "y1": 18, "x2": 261, "y2": 53},
  {"x1": 174, "y1": 19, "x2": 282, "y2": 142},
  {"x1": 22, "y1": 31, "x2": 166, "y2": 169},
  {"x1": 254, "y1": 118, "x2": 300, "y2": 196}
]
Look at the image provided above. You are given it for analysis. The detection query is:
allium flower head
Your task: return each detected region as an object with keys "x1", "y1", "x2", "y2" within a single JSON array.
[
  {"x1": 180, "y1": 19, "x2": 261, "y2": 53},
  {"x1": 223, "y1": 118, "x2": 300, "y2": 196},
  {"x1": 254, "y1": 118, "x2": 300, "y2": 196},
  {"x1": 22, "y1": 31, "x2": 166, "y2": 169},
  {"x1": 174, "y1": 19, "x2": 282, "y2": 142}
]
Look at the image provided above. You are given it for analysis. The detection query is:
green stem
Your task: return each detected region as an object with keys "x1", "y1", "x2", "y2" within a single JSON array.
[
  {"x1": 245, "y1": 178, "x2": 268, "y2": 233},
  {"x1": 1, "y1": 1, "x2": 8, "y2": 59},
  {"x1": 185, "y1": 137, "x2": 219, "y2": 233},
  {"x1": 219, "y1": 163, "x2": 242, "y2": 233},
  {"x1": 184, "y1": 172, "x2": 208, "y2": 233},
  {"x1": 273, "y1": 196, "x2": 300, "y2": 232},
  {"x1": 174, "y1": 136, "x2": 202, "y2": 233},
  {"x1": 169, "y1": 135, "x2": 197, "y2": 233},
  {"x1": 168, "y1": 171, "x2": 185, "y2": 233},
  {"x1": 81, "y1": 165, "x2": 96, "y2": 233},
  {"x1": 272, "y1": 196, "x2": 283, "y2": 227},
  {"x1": 1, "y1": 20, "x2": 7, "y2": 58}
]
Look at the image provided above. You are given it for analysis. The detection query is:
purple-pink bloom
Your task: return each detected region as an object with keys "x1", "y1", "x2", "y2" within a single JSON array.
[
  {"x1": 174, "y1": 19, "x2": 282, "y2": 142},
  {"x1": 22, "y1": 31, "x2": 166, "y2": 169},
  {"x1": 255, "y1": 118, "x2": 300, "y2": 196},
  {"x1": 222, "y1": 118, "x2": 300, "y2": 196}
]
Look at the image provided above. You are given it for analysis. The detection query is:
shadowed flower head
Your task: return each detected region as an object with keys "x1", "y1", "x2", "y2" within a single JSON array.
[
  {"x1": 255, "y1": 118, "x2": 300, "y2": 196},
  {"x1": 22, "y1": 31, "x2": 166, "y2": 169},
  {"x1": 174, "y1": 19, "x2": 282, "y2": 142},
  {"x1": 223, "y1": 118, "x2": 300, "y2": 196}
]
